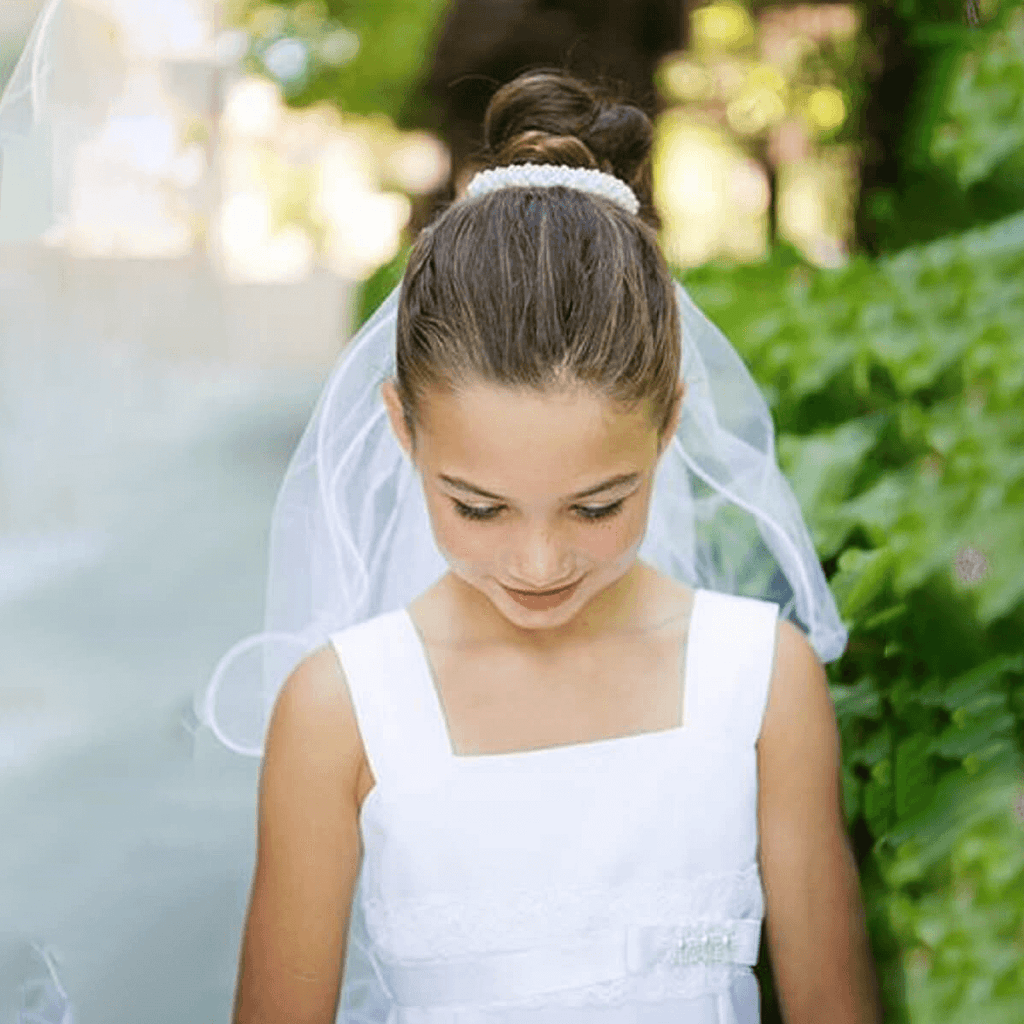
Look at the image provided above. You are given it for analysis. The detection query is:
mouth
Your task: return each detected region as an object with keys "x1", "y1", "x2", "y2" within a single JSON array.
[{"x1": 504, "y1": 579, "x2": 580, "y2": 597}]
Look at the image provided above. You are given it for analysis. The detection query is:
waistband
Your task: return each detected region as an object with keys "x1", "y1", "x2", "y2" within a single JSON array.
[{"x1": 372, "y1": 918, "x2": 761, "y2": 1009}]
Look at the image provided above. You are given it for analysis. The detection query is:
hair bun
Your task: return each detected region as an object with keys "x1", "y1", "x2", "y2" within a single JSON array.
[
  {"x1": 581, "y1": 103, "x2": 652, "y2": 185},
  {"x1": 495, "y1": 129, "x2": 599, "y2": 171},
  {"x1": 482, "y1": 70, "x2": 657, "y2": 223}
]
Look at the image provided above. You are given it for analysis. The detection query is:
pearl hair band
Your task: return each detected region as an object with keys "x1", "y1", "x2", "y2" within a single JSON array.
[{"x1": 464, "y1": 163, "x2": 641, "y2": 216}]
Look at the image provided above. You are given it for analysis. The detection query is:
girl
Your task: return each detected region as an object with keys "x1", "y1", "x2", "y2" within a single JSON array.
[{"x1": 207, "y1": 70, "x2": 882, "y2": 1024}]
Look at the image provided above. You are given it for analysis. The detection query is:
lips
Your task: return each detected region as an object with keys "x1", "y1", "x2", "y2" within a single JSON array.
[{"x1": 506, "y1": 580, "x2": 578, "y2": 596}]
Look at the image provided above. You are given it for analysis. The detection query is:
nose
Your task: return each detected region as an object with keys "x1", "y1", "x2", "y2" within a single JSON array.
[{"x1": 505, "y1": 524, "x2": 574, "y2": 589}]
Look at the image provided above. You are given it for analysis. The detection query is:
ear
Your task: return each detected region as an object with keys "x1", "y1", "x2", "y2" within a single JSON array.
[
  {"x1": 381, "y1": 378, "x2": 415, "y2": 460},
  {"x1": 658, "y1": 380, "x2": 685, "y2": 455}
]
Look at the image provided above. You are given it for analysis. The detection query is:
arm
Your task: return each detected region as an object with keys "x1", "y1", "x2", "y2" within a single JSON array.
[
  {"x1": 756, "y1": 620, "x2": 884, "y2": 1024},
  {"x1": 232, "y1": 646, "x2": 365, "y2": 1024}
]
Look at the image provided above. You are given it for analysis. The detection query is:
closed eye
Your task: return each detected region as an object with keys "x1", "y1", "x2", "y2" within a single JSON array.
[{"x1": 452, "y1": 499, "x2": 626, "y2": 522}]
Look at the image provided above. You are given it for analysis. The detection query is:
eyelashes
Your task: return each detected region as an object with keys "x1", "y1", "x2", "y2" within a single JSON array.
[{"x1": 451, "y1": 499, "x2": 627, "y2": 522}]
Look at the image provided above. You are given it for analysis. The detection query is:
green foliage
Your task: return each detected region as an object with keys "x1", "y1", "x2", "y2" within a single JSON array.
[
  {"x1": 930, "y1": 4, "x2": 1024, "y2": 187},
  {"x1": 884, "y1": 766, "x2": 1024, "y2": 1024},
  {"x1": 227, "y1": 0, "x2": 446, "y2": 123},
  {"x1": 861, "y1": 0, "x2": 1024, "y2": 252},
  {"x1": 682, "y1": 212, "x2": 1024, "y2": 1022},
  {"x1": 355, "y1": 243, "x2": 410, "y2": 328}
]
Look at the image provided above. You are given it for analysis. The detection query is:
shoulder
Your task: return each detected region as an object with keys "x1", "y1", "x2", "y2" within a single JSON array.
[
  {"x1": 760, "y1": 618, "x2": 836, "y2": 752},
  {"x1": 262, "y1": 645, "x2": 365, "y2": 801},
  {"x1": 270, "y1": 645, "x2": 353, "y2": 735},
  {"x1": 757, "y1": 617, "x2": 847, "y2": 851}
]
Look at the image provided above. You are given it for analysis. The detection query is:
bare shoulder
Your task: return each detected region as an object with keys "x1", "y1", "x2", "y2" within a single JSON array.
[
  {"x1": 757, "y1": 617, "x2": 847, "y2": 855},
  {"x1": 263, "y1": 644, "x2": 365, "y2": 793},
  {"x1": 272, "y1": 645, "x2": 355, "y2": 728},
  {"x1": 759, "y1": 618, "x2": 836, "y2": 753}
]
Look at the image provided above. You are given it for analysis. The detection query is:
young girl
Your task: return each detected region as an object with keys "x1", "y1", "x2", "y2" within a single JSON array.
[{"x1": 207, "y1": 70, "x2": 882, "y2": 1024}]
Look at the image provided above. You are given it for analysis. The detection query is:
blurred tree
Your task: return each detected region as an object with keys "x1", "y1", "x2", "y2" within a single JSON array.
[
  {"x1": 746, "y1": 1, "x2": 869, "y2": 252},
  {"x1": 226, "y1": 1, "x2": 1024, "y2": 257},
  {"x1": 849, "y1": 0, "x2": 1024, "y2": 254},
  {"x1": 399, "y1": 0, "x2": 690, "y2": 232},
  {"x1": 223, "y1": 0, "x2": 448, "y2": 122}
]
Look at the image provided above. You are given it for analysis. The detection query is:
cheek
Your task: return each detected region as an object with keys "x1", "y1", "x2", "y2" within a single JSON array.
[
  {"x1": 425, "y1": 496, "x2": 489, "y2": 560},
  {"x1": 587, "y1": 491, "x2": 654, "y2": 568},
  {"x1": 433, "y1": 517, "x2": 479, "y2": 558},
  {"x1": 598, "y1": 504, "x2": 648, "y2": 560}
]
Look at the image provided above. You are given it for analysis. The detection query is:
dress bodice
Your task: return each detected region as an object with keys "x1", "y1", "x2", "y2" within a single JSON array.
[{"x1": 330, "y1": 587, "x2": 780, "y2": 1024}]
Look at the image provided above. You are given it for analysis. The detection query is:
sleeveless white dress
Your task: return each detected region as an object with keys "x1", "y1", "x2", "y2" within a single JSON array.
[{"x1": 329, "y1": 587, "x2": 780, "y2": 1024}]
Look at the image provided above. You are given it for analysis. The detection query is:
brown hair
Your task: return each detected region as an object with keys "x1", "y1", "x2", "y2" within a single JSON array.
[{"x1": 394, "y1": 69, "x2": 681, "y2": 449}]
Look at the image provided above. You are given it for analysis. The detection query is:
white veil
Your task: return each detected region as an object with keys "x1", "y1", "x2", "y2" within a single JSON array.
[
  {"x1": 0, "y1": 0, "x2": 124, "y2": 235},
  {"x1": 200, "y1": 271, "x2": 849, "y2": 759}
]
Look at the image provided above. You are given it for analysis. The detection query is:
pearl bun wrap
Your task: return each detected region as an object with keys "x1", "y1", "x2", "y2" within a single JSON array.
[{"x1": 465, "y1": 163, "x2": 641, "y2": 215}]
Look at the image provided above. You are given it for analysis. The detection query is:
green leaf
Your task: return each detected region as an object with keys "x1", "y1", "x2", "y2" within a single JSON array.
[
  {"x1": 895, "y1": 733, "x2": 936, "y2": 819},
  {"x1": 842, "y1": 477, "x2": 914, "y2": 547},
  {"x1": 776, "y1": 415, "x2": 884, "y2": 512},
  {"x1": 933, "y1": 712, "x2": 1016, "y2": 760},
  {"x1": 841, "y1": 764, "x2": 861, "y2": 826},
  {"x1": 863, "y1": 773, "x2": 895, "y2": 839},
  {"x1": 853, "y1": 725, "x2": 893, "y2": 769},
  {"x1": 831, "y1": 678, "x2": 884, "y2": 723},
  {"x1": 963, "y1": 508, "x2": 1024, "y2": 625},
  {"x1": 832, "y1": 545, "x2": 900, "y2": 623},
  {"x1": 861, "y1": 602, "x2": 909, "y2": 631},
  {"x1": 941, "y1": 654, "x2": 1024, "y2": 709}
]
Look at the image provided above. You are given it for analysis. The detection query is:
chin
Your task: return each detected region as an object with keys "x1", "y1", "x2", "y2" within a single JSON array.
[{"x1": 441, "y1": 548, "x2": 643, "y2": 624}]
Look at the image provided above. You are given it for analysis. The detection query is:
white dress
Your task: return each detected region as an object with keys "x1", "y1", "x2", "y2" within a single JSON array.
[{"x1": 330, "y1": 587, "x2": 780, "y2": 1024}]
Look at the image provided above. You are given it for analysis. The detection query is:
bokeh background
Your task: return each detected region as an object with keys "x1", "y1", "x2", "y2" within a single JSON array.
[{"x1": 1, "y1": 1, "x2": 1022, "y2": 1022}]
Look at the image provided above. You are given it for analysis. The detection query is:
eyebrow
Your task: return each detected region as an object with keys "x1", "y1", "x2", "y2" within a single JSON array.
[{"x1": 438, "y1": 472, "x2": 641, "y2": 503}]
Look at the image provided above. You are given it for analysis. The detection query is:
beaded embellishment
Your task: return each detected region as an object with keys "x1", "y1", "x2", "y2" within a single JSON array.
[
  {"x1": 464, "y1": 163, "x2": 641, "y2": 215},
  {"x1": 662, "y1": 927, "x2": 737, "y2": 968}
]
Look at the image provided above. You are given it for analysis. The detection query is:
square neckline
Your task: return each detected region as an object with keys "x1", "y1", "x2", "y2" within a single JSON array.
[{"x1": 399, "y1": 588, "x2": 703, "y2": 762}]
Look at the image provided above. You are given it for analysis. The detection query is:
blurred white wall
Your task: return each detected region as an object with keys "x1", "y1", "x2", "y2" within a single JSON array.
[
  {"x1": 0, "y1": 1, "x2": 378, "y2": 540},
  {"x1": 0, "y1": 242, "x2": 352, "y2": 537}
]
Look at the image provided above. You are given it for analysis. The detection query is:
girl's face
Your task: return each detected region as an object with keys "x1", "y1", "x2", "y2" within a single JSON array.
[{"x1": 382, "y1": 378, "x2": 683, "y2": 643}]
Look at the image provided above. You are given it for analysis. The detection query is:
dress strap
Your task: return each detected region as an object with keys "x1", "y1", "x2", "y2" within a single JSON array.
[
  {"x1": 684, "y1": 590, "x2": 779, "y2": 746},
  {"x1": 329, "y1": 609, "x2": 451, "y2": 793}
]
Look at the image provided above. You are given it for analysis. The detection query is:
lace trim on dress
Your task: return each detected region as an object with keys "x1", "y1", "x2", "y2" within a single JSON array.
[{"x1": 362, "y1": 863, "x2": 763, "y2": 963}]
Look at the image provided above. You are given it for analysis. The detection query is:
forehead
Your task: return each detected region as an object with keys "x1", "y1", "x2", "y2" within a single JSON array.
[{"x1": 416, "y1": 382, "x2": 656, "y2": 470}]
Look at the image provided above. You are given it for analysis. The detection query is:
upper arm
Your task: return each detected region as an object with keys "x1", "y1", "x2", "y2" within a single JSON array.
[
  {"x1": 756, "y1": 620, "x2": 882, "y2": 1024},
  {"x1": 232, "y1": 645, "x2": 365, "y2": 1024}
]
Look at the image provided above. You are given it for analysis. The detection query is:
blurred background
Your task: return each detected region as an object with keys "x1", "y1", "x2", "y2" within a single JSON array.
[{"x1": 1, "y1": 1, "x2": 1022, "y2": 1022}]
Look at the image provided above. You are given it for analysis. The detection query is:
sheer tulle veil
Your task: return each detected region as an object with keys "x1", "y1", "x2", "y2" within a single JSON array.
[{"x1": 200, "y1": 270, "x2": 850, "y2": 758}]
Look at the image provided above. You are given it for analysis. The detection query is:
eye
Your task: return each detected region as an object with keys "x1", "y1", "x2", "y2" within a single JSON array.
[
  {"x1": 576, "y1": 499, "x2": 625, "y2": 521},
  {"x1": 451, "y1": 499, "x2": 626, "y2": 522},
  {"x1": 452, "y1": 501, "x2": 502, "y2": 521}
]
